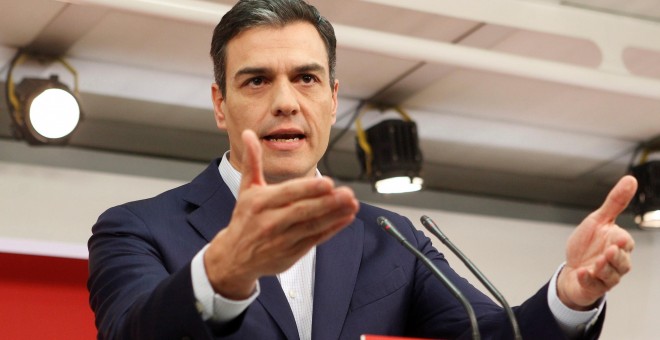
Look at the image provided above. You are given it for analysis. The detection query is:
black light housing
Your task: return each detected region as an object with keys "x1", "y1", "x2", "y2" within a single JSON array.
[
  {"x1": 356, "y1": 106, "x2": 423, "y2": 194},
  {"x1": 630, "y1": 160, "x2": 660, "y2": 229},
  {"x1": 5, "y1": 51, "x2": 82, "y2": 145}
]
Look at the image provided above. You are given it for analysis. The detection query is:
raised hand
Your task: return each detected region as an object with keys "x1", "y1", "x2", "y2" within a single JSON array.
[
  {"x1": 557, "y1": 175, "x2": 637, "y2": 310},
  {"x1": 204, "y1": 130, "x2": 359, "y2": 299}
]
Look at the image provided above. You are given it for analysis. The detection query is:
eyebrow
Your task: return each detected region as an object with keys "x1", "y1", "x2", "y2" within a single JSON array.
[
  {"x1": 293, "y1": 63, "x2": 325, "y2": 74},
  {"x1": 234, "y1": 63, "x2": 326, "y2": 80}
]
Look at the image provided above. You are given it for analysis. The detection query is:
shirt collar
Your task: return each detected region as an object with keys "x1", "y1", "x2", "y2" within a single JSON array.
[{"x1": 218, "y1": 151, "x2": 322, "y2": 199}]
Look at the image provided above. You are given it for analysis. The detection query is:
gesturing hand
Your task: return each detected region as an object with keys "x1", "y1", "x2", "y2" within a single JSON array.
[
  {"x1": 557, "y1": 175, "x2": 637, "y2": 310},
  {"x1": 204, "y1": 130, "x2": 359, "y2": 299}
]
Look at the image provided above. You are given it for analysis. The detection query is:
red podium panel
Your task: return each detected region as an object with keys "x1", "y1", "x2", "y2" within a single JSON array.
[
  {"x1": 361, "y1": 335, "x2": 441, "y2": 340},
  {"x1": 0, "y1": 252, "x2": 96, "y2": 339}
]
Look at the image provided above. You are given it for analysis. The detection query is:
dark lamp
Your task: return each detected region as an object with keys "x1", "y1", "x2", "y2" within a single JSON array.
[
  {"x1": 357, "y1": 115, "x2": 424, "y2": 194},
  {"x1": 631, "y1": 160, "x2": 660, "y2": 230}
]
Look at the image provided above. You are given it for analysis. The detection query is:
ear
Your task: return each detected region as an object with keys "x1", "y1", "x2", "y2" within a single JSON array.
[
  {"x1": 330, "y1": 79, "x2": 339, "y2": 125},
  {"x1": 212, "y1": 83, "x2": 227, "y2": 130}
]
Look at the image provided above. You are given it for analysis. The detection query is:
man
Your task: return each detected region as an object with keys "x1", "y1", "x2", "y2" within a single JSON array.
[{"x1": 87, "y1": 0, "x2": 636, "y2": 339}]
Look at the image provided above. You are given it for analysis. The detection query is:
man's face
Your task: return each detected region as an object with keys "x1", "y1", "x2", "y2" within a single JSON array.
[{"x1": 212, "y1": 22, "x2": 338, "y2": 183}]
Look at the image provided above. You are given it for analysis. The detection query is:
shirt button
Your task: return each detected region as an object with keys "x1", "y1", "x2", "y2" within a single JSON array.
[
  {"x1": 288, "y1": 290, "x2": 297, "y2": 299},
  {"x1": 195, "y1": 301, "x2": 205, "y2": 314}
]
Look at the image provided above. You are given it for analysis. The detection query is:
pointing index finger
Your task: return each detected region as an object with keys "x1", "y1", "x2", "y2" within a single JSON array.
[{"x1": 240, "y1": 129, "x2": 266, "y2": 191}]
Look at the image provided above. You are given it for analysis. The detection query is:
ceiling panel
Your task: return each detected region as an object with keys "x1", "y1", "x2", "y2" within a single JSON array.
[
  {"x1": 0, "y1": 0, "x2": 65, "y2": 47},
  {"x1": 69, "y1": 10, "x2": 214, "y2": 76},
  {"x1": 564, "y1": 0, "x2": 660, "y2": 21},
  {"x1": 623, "y1": 47, "x2": 660, "y2": 80},
  {"x1": 459, "y1": 24, "x2": 601, "y2": 68},
  {"x1": 312, "y1": 0, "x2": 481, "y2": 43},
  {"x1": 335, "y1": 48, "x2": 420, "y2": 98},
  {"x1": 488, "y1": 29, "x2": 601, "y2": 67}
]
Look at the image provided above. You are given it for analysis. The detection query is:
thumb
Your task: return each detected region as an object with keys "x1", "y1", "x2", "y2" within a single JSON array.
[
  {"x1": 239, "y1": 129, "x2": 266, "y2": 191},
  {"x1": 594, "y1": 175, "x2": 638, "y2": 223}
]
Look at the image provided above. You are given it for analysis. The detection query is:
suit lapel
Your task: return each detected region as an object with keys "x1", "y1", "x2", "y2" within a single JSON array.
[
  {"x1": 257, "y1": 276, "x2": 300, "y2": 340},
  {"x1": 311, "y1": 218, "x2": 365, "y2": 340},
  {"x1": 184, "y1": 159, "x2": 235, "y2": 242}
]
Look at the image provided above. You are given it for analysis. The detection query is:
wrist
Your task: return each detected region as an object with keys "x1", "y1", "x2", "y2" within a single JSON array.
[
  {"x1": 556, "y1": 267, "x2": 598, "y2": 311},
  {"x1": 204, "y1": 232, "x2": 258, "y2": 300}
]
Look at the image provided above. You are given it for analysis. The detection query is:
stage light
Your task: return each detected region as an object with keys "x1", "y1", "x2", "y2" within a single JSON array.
[
  {"x1": 631, "y1": 160, "x2": 660, "y2": 230},
  {"x1": 5, "y1": 51, "x2": 82, "y2": 145},
  {"x1": 629, "y1": 136, "x2": 660, "y2": 230},
  {"x1": 356, "y1": 106, "x2": 423, "y2": 194}
]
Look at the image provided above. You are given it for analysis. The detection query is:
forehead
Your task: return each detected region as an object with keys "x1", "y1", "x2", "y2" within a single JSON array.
[{"x1": 225, "y1": 22, "x2": 329, "y2": 73}]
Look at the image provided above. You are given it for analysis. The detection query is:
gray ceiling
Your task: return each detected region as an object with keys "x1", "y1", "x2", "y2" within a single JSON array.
[{"x1": 1, "y1": 0, "x2": 660, "y2": 210}]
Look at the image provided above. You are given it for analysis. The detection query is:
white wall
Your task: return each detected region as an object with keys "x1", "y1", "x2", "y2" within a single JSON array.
[{"x1": 1, "y1": 140, "x2": 657, "y2": 339}]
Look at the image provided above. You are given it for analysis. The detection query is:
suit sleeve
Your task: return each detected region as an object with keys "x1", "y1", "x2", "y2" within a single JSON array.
[{"x1": 87, "y1": 205, "x2": 240, "y2": 339}]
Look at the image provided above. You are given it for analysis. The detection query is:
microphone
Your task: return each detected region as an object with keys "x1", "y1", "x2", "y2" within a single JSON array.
[
  {"x1": 420, "y1": 215, "x2": 522, "y2": 340},
  {"x1": 377, "y1": 216, "x2": 481, "y2": 340}
]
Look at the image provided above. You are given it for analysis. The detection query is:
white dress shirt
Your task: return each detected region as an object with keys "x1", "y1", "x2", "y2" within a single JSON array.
[{"x1": 190, "y1": 152, "x2": 602, "y2": 339}]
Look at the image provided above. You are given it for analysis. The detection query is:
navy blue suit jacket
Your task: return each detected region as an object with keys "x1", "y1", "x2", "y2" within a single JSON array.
[{"x1": 88, "y1": 159, "x2": 604, "y2": 339}]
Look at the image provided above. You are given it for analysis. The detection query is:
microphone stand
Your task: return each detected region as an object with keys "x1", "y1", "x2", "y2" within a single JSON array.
[
  {"x1": 420, "y1": 215, "x2": 522, "y2": 340},
  {"x1": 377, "y1": 216, "x2": 481, "y2": 340}
]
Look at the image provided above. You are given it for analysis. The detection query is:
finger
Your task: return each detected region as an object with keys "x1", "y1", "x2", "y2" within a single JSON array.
[
  {"x1": 593, "y1": 175, "x2": 638, "y2": 224},
  {"x1": 239, "y1": 177, "x2": 337, "y2": 216},
  {"x1": 252, "y1": 204, "x2": 356, "y2": 268},
  {"x1": 261, "y1": 176, "x2": 336, "y2": 209},
  {"x1": 593, "y1": 258, "x2": 618, "y2": 287},
  {"x1": 612, "y1": 228, "x2": 635, "y2": 253},
  {"x1": 269, "y1": 186, "x2": 358, "y2": 233},
  {"x1": 605, "y1": 245, "x2": 632, "y2": 276},
  {"x1": 291, "y1": 196, "x2": 357, "y2": 237},
  {"x1": 287, "y1": 212, "x2": 357, "y2": 257},
  {"x1": 239, "y1": 129, "x2": 266, "y2": 191},
  {"x1": 577, "y1": 267, "x2": 605, "y2": 294}
]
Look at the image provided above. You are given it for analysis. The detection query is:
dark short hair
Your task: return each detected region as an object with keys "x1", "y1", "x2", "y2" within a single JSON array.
[{"x1": 210, "y1": 0, "x2": 337, "y2": 96}]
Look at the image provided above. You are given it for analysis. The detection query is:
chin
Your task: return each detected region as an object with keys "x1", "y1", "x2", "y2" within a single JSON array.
[{"x1": 264, "y1": 165, "x2": 313, "y2": 183}]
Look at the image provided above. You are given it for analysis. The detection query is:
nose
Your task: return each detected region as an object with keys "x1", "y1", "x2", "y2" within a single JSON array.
[{"x1": 271, "y1": 79, "x2": 300, "y2": 116}]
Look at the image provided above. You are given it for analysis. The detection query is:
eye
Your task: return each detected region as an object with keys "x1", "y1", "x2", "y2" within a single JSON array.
[
  {"x1": 300, "y1": 74, "x2": 316, "y2": 84},
  {"x1": 248, "y1": 77, "x2": 264, "y2": 86}
]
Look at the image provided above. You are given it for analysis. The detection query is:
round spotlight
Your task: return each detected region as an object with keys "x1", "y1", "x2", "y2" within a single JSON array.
[
  {"x1": 14, "y1": 75, "x2": 82, "y2": 144},
  {"x1": 29, "y1": 88, "x2": 81, "y2": 139},
  {"x1": 635, "y1": 210, "x2": 660, "y2": 229}
]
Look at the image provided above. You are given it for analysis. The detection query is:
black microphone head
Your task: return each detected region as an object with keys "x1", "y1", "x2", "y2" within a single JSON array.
[
  {"x1": 420, "y1": 215, "x2": 432, "y2": 225},
  {"x1": 420, "y1": 215, "x2": 448, "y2": 242},
  {"x1": 377, "y1": 216, "x2": 407, "y2": 243},
  {"x1": 376, "y1": 216, "x2": 389, "y2": 228}
]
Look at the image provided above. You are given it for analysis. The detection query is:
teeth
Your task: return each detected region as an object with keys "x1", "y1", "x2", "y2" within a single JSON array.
[{"x1": 270, "y1": 137, "x2": 300, "y2": 142}]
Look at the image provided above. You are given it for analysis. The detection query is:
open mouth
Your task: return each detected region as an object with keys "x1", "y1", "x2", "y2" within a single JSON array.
[{"x1": 263, "y1": 133, "x2": 306, "y2": 143}]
